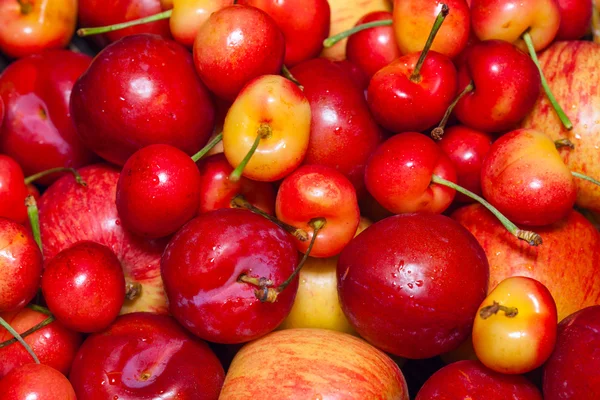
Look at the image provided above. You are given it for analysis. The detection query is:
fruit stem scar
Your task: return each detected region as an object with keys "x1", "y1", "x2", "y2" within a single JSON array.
[
  {"x1": 409, "y1": 4, "x2": 450, "y2": 83},
  {"x1": 17, "y1": 0, "x2": 33, "y2": 14},
  {"x1": 431, "y1": 80, "x2": 474, "y2": 140},
  {"x1": 191, "y1": 132, "x2": 223, "y2": 162},
  {"x1": 479, "y1": 301, "x2": 518, "y2": 319},
  {"x1": 125, "y1": 282, "x2": 143, "y2": 300},
  {"x1": 554, "y1": 138, "x2": 575, "y2": 149},
  {"x1": 0, "y1": 316, "x2": 40, "y2": 363},
  {"x1": 76, "y1": 10, "x2": 173, "y2": 37},
  {"x1": 322, "y1": 20, "x2": 393, "y2": 48}
]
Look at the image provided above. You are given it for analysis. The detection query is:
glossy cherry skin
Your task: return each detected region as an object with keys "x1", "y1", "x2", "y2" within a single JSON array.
[
  {"x1": 169, "y1": 0, "x2": 233, "y2": 48},
  {"x1": 237, "y1": 0, "x2": 330, "y2": 67},
  {"x1": 543, "y1": 306, "x2": 600, "y2": 400},
  {"x1": 416, "y1": 360, "x2": 543, "y2": 400},
  {"x1": 70, "y1": 34, "x2": 215, "y2": 166},
  {"x1": 193, "y1": 5, "x2": 285, "y2": 101},
  {"x1": 0, "y1": 50, "x2": 96, "y2": 185},
  {"x1": 0, "y1": 218, "x2": 42, "y2": 313},
  {"x1": 196, "y1": 153, "x2": 276, "y2": 215},
  {"x1": 0, "y1": 307, "x2": 82, "y2": 378},
  {"x1": 337, "y1": 213, "x2": 490, "y2": 359},
  {"x1": 161, "y1": 208, "x2": 299, "y2": 344},
  {"x1": 364, "y1": 132, "x2": 457, "y2": 215},
  {"x1": 367, "y1": 51, "x2": 458, "y2": 133},
  {"x1": 0, "y1": 363, "x2": 76, "y2": 400},
  {"x1": 0, "y1": 155, "x2": 29, "y2": 224},
  {"x1": 437, "y1": 125, "x2": 493, "y2": 203},
  {"x1": 69, "y1": 312, "x2": 225, "y2": 400},
  {"x1": 454, "y1": 40, "x2": 541, "y2": 133},
  {"x1": 290, "y1": 58, "x2": 383, "y2": 195},
  {"x1": 116, "y1": 144, "x2": 202, "y2": 238},
  {"x1": 334, "y1": 59, "x2": 370, "y2": 93},
  {"x1": 556, "y1": 0, "x2": 593, "y2": 40}
]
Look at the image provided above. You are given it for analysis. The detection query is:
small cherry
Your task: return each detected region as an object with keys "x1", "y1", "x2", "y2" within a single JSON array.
[
  {"x1": 0, "y1": 363, "x2": 77, "y2": 400},
  {"x1": 0, "y1": 156, "x2": 30, "y2": 224}
]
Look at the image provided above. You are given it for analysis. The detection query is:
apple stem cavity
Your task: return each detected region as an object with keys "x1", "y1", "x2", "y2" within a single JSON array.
[
  {"x1": 322, "y1": 19, "x2": 393, "y2": 48},
  {"x1": 191, "y1": 132, "x2": 223, "y2": 162},
  {"x1": 282, "y1": 65, "x2": 304, "y2": 91},
  {"x1": 554, "y1": 138, "x2": 575, "y2": 149},
  {"x1": 572, "y1": 171, "x2": 600, "y2": 187},
  {"x1": 229, "y1": 124, "x2": 272, "y2": 182},
  {"x1": 479, "y1": 301, "x2": 518, "y2": 319},
  {"x1": 24, "y1": 167, "x2": 87, "y2": 187},
  {"x1": 25, "y1": 195, "x2": 43, "y2": 253},
  {"x1": 230, "y1": 194, "x2": 309, "y2": 241},
  {"x1": 0, "y1": 316, "x2": 40, "y2": 363},
  {"x1": 409, "y1": 4, "x2": 450, "y2": 83},
  {"x1": 77, "y1": 10, "x2": 173, "y2": 37},
  {"x1": 431, "y1": 81, "x2": 475, "y2": 140},
  {"x1": 17, "y1": 0, "x2": 33, "y2": 14},
  {"x1": 125, "y1": 282, "x2": 143, "y2": 301},
  {"x1": 522, "y1": 31, "x2": 573, "y2": 131},
  {"x1": 431, "y1": 174, "x2": 543, "y2": 246}
]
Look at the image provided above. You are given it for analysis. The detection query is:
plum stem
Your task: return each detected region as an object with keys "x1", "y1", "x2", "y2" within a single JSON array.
[
  {"x1": 25, "y1": 195, "x2": 43, "y2": 254},
  {"x1": 77, "y1": 10, "x2": 173, "y2": 37},
  {"x1": 230, "y1": 194, "x2": 309, "y2": 241},
  {"x1": 229, "y1": 124, "x2": 272, "y2": 182},
  {"x1": 191, "y1": 133, "x2": 223, "y2": 162},
  {"x1": 431, "y1": 80, "x2": 474, "y2": 140},
  {"x1": 24, "y1": 167, "x2": 87, "y2": 186},
  {"x1": 410, "y1": 4, "x2": 450, "y2": 82},
  {"x1": 572, "y1": 171, "x2": 600, "y2": 187},
  {"x1": 522, "y1": 31, "x2": 573, "y2": 131},
  {"x1": 0, "y1": 316, "x2": 40, "y2": 363},
  {"x1": 0, "y1": 313, "x2": 55, "y2": 349},
  {"x1": 431, "y1": 174, "x2": 542, "y2": 246},
  {"x1": 554, "y1": 138, "x2": 575, "y2": 149},
  {"x1": 479, "y1": 301, "x2": 518, "y2": 319},
  {"x1": 323, "y1": 20, "x2": 393, "y2": 48},
  {"x1": 282, "y1": 65, "x2": 304, "y2": 90}
]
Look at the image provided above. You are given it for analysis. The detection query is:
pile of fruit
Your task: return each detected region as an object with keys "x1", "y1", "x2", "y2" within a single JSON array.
[{"x1": 1, "y1": 0, "x2": 600, "y2": 398}]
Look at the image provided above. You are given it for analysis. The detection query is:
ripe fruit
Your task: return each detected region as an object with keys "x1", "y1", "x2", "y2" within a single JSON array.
[
  {"x1": 0, "y1": 156, "x2": 29, "y2": 224},
  {"x1": 0, "y1": 363, "x2": 77, "y2": 400}
]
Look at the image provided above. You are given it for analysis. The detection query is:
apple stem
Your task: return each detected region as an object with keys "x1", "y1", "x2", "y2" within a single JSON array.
[
  {"x1": 0, "y1": 316, "x2": 40, "y2": 363},
  {"x1": 281, "y1": 65, "x2": 304, "y2": 91},
  {"x1": 522, "y1": 31, "x2": 573, "y2": 130},
  {"x1": 125, "y1": 282, "x2": 143, "y2": 301},
  {"x1": 479, "y1": 301, "x2": 518, "y2": 319},
  {"x1": 24, "y1": 167, "x2": 87, "y2": 187},
  {"x1": 25, "y1": 195, "x2": 43, "y2": 254},
  {"x1": 431, "y1": 81, "x2": 474, "y2": 140},
  {"x1": 230, "y1": 194, "x2": 309, "y2": 241},
  {"x1": 431, "y1": 174, "x2": 543, "y2": 246},
  {"x1": 554, "y1": 138, "x2": 575, "y2": 149},
  {"x1": 572, "y1": 171, "x2": 600, "y2": 187},
  {"x1": 77, "y1": 10, "x2": 173, "y2": 37},
  {"x1": 409, "y1": 4, "x2": 450, "y2": 82},
  {"x1": 191, "y1": 133, "x2": 223, "y2": 162},
  {"x1": 323, "y1": 20, "x2": 393, "y2": 48},
  {"x1": 0, "y1": 312, "x2": 55, "y2": 349},
  {"x1": 229, "y1": 124, "x2": 272, "y2": 182}
]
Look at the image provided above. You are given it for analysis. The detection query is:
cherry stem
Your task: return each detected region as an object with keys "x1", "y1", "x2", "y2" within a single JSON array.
[
  {"x1": 431, "y1": 174, "x2": 542, "y2": 246},
  {"x1": 281, "y1": 65, "x2": 304, "y2": 91},
  {"x1": 27, "y1": 304, "x2": 52, "y2": 315},
  {"x1": 191, "y1": 133, "x2": 223, "y2": 162},
  {"x1": 431, "y1": 81, "x2": 475, "y2": 140},
  {"x1": 479, "y1": 301, "x2": 519, "y2": 319},
  {"x1": 572, "y1": 171, "x2": 600, "y2": 187},
  {"x1": 229, "y1": 123, "x2": 271, "y2": 182},
  {"x1": 522, "y1": 31, "x2": 573, "y2": 130},
  {"x1": 17, "y1": 0, "x2": 33, "y2": 14},
  {"x1": 230, "y1": 194, "x2": 308, "y2": 241},
  {"x1": 0, "y1": 313, "x2": 55, "y2": 349},
  {"x1": 24, "y1": 167, "x2": 87, "y2": 187},
  {"x1": 323, "y1": 20, "x2": 393, "y2": 48},
  {"x1": 554, "y1": 138, "x2": 575, "y2": 149},
  {"x1": 125, "y1": 282, "x2": 143, "y2": 300},
  {"x1": 77, "y1": 10, "x2": 173, "y2": 37},
  {"x1": 410, "y1": 4, "x2": 450, "y2": 82},
  {"x1": 25, "y1": 195, "x2": 43, "y2": 254},
  {"x1": 0, "y1": 316, "x2": 40, "y2": 363}
]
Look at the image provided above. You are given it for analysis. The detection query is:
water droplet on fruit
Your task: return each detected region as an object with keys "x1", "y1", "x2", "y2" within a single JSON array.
[
  {"x1": 115, "y1": 219, "x2": 120, "y2": 226},
  {"x1": 409, "y1": 295, "x2": 414, "y2": 299},
  {"x1": 415, "y1": 280, "x2": 423, "y2": 287},
  {"x1": 407, "y1": 283, "x2": 414, "y2": 289},
  {"x1": 391, "y1": 272, "x2": 397, "y2": 278}
]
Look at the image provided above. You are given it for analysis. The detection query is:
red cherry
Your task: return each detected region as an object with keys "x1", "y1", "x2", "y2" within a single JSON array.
[
  {"x1": 0, "y1": 155, "x2": 29, "y2": 224},
  {"x1": 0, "y1": 363, "x2": 76, "y2": 400}
]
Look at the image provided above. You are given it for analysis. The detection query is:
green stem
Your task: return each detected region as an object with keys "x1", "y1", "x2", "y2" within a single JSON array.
[
  {"x1": 431, "y1": 174, "x2": 542, "y2": 246},
  {"x1": 27, "y1": 304, "x2": 52, "y2": 316},
  {"x1": 410, "y1": 4, "x2": 450, "y2": 82},
  {"x1": 572, "y1": 171, "x2": 600, "y2": 187},
  {"x1": 229, "y1": 124, "x2": 271, "y2": 182},
  {"x1": 24, "y1": 167, "x2": 86, "y2": 187},
  {"x1": 323, "y1": 20, "x2": 393, "y2": 48},
  {"x1": 282, "y1": 65, "x2": 304, "y2": 91},
  {"x1": 431, "y1": 81, "x2": 474, "y2": 140},
  {"x1": 77, "y1": 10, "x2": 173, "y2": 37},
  {"x1": 191, "y1": 133, "x2": 223, "y2": 162},
  {"x1": 0, "y1": 316, "x2": 39, "y2": 363},
  {"x1": 522, "y1": 31, "x2": 573, "y2": 130},
  {"x1": 25, "y1": 195, "x2": 43, "y2": 254},
  {"x1": 0, "y1": 314, "x2": 55, "y2": 349}
]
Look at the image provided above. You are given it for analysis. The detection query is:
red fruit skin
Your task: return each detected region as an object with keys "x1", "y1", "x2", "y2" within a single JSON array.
[
  {"x1": 69, "y1": 313, "x2": 225, "y2": 400},
  {"x1": 334, "y1": 59, "x2": 370, "y2": 93},
  {"x1": 543, "y1": 306, "x2": 600, "y2": 400},
  {"x1": 237, "y1": 0, "x2": 330, "y2": 67},
  {"x1": 0, "y1": 218, "x2": 42, "y2": 313},
  {"x1": 196, "y1": 153, "x2": 276, "y2": 215},
  {"x1": 0, "y1": 307, "x2": 82, "y2": 379},
  {"x1": 70, "y1": 34, "x2": 215, "y2": 166},
  {"x1": 556, "y1": 0, "x2": 593, "y2": 40},
  {"x1": 161, "y1": 208, "x2": 299, "y2": 344},
  {"x1": 0, "y1": 155, "x2": 29, "y2": 224},
  {"x1": 116, "y1": 144, "x2": 202, "y2": 238},
  {"x1": 0, "y1": 50, "x2": 97, "y2": 185},
  {"x1": 193, "y1": 5, "x2": 285, "y2": 101},
  {"x1": 41, "y1": 241, "x2": 126, "y2": 333},
  {"x1": 364, "y1": 132, "x2": 457, "y2": 214},
  {"x1": 337, "y1": 213, "x2": 490, "y2": 359},
  {"x1": 367, "y1": 51, "x2": 458, "y2": 133},
  {"x1": 346, "y1": 11, "x2": 401, "y2": 79},
  {"x1": 416, "y1": 360, "x2": 543, "y2": 399},
  {"x1": 290, "y1": 58, "x2": 383, "y2": 196},
  {"x1": 454, "y1": 40, "x2": 541, "y2": 133},
  {"x1": 437, "y1": 125, "x2": 493, "y2": 203},
  {"x1": 0, "y1": 363, "x2": 76, "y2": 400}
]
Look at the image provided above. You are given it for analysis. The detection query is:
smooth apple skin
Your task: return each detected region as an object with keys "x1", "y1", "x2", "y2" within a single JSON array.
[
  {"x1": 521, "y1": 41, "x2": 600, "y2": 213},
  {"x1": 219, "y1": 328, "x2": 409, "y2": 399},
  {"x1": 543, "y1": 306, "x2": 600, "y2": 400},
  {"x1": 0, "y1": 363, "x2": 76, "y2": 400},
  {"x1": 69, "y1": 312, "x2": 225, "y2": 400},
  {"x1": 38, "y1": 164, "x2": 168, "y2": 315},
  {"x1": 452, "y1": 204, "x2": 600, "y2": 321}
]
